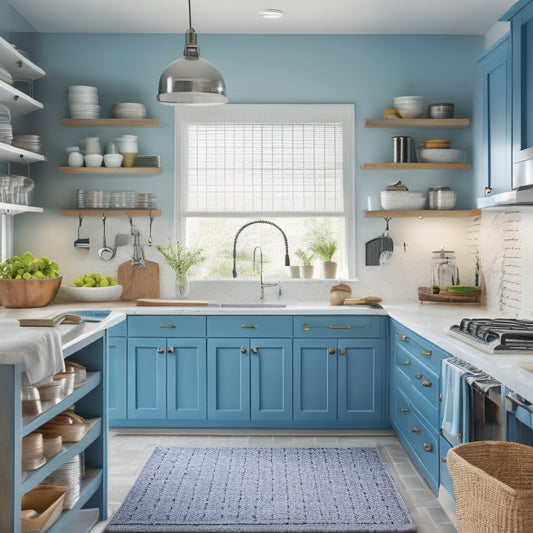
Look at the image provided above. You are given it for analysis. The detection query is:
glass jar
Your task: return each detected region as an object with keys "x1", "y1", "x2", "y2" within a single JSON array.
[{"x1": 431, "y1": 248, "x2": 459, "y2": 290}]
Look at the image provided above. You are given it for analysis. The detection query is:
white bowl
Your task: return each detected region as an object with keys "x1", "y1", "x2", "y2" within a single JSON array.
[
  {"x1": 418, "y1": 148, "x2": 466, "y2": 163},
  {"x1": 380, "y1": 190, "x2": 426, "y2": 210},
  {"x1": 84, "y1": 154, "x2": 103, "y2": 167},
  {"x1": 61, "y1": 285, "x2": 123, "y2": 302},
  {"x1": 104, "y1": 153, "x2": 123, "y2": 168}
]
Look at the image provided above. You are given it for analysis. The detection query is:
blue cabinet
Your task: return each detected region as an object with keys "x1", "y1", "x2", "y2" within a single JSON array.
[
  {"x1": 477, "y1": 33, "x2": 512, "y2": 202},
  {"x1": 108, "y1": 322, "x2": 127, "y2": 421}
]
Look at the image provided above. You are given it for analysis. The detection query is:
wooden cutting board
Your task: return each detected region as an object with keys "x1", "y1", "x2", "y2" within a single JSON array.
[{"x1": 118, "y1": 260, "x2": 160, "y2": 301}]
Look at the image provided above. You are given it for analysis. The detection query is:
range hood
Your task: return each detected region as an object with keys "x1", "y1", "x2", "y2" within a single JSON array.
[{"x1": 491, "y1": 186, "x2": 533, "y2": 205}]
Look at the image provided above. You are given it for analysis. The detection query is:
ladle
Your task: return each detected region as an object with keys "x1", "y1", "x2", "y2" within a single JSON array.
[
  {"x1": 98, "y1": 215, "x2": 115, "y2": 260},
  {"x1": 73, "y1": 215, "x2": 90, "y2": 253}
]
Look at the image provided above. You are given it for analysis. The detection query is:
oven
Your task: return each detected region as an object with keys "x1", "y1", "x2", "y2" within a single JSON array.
[{"x1": 505, "y1": 389, "x2": 533, "y2": 445}]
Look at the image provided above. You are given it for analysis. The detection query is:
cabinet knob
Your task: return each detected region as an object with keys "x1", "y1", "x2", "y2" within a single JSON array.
[
  {"x1": 485, "y1": 186, "x2": 493, "y2": 195},
  {"x1": 400, "y1": 407, "x2": 410, "y2": 413},
  {"x1": 167, "y1": 346, "x2": 174, "y2": 353},
  {"x1": 422, "y1": 379, "x2": 432, "y2": 387},
  {"x1": 240, "y1": 346, "x2": 247, "y2": 353},
  {"x1": 415, "y1": 372, "x2": 423, "y2": 380},
  {"x1": 397, "y1": 333, "x2": 410, "y2": 343},
  {"x1": 251, "y1": 347, "x2": 258, "y2": 354},
  {"x1": 421, "y1": 349, "x2": 432, "y2": 357},
  {"x1": 157, "y1": 347, "x2": 164, "y2": 353},
  {"x1": 411, "y1": 426, "x2": 421, "y2": 434},
  {"x1": 423, "y1": 443, "x2": 433, "y2": 452},
  {"x1": 441, "y1": 457, "x2": 447, "y2": 463},
  {"x1": 399, "y1": 360, "x2": 410, "y2": 366},
  {"x1": 328, "y1": 347, "x2": 336, "y2": 355},
  {"x1": 338, "y1": 348, "x2": 346, "y2": 355}
]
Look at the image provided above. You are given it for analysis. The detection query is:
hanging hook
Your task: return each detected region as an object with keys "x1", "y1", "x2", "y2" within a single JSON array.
[{"x1": 383, "y1": 217, "x2": 392, "y2": 237}]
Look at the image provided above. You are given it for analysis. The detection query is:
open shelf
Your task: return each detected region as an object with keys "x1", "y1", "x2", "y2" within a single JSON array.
[
  {"x1": 0, "y1": 79, "x2": 43, "y2": 117},
  {"x1": 0, "y1": 36, "x2": 45, "y2": 80},
  {"x1": 364, "y1": 118, "x2": 470, "y2": 128},
  {"x1": 60, "y1": 209, "x2": 161, "y2": 217},
  {"x1": 0, "y1": 140, "x2": 45, "y2": 164},
  {"x1": 59, "y1": 166, "x2": 161, "y2": 174},
  {"x1": 0, "y1": 202, "x2": 43, "y2": 215},
  {"x1": 361, "y1": 162, "x2": 470, "y2": 170},
  {"x1": 61, "y1": 118, "x2": 160, "y2": 128},
  {"x1": 364, "y1": 209, "x2": 481, "y2": 218}
]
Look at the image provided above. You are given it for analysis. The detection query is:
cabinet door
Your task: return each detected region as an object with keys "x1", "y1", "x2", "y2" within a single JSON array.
[
  {"x1": 337, "y1": 338, "x2": 387, "y2": 425},
  {"x1": 127, "y1": 337, "x2": 167, "y2": 419},
  {"x1": 167, "y1": 338, "x2": 207, "y2": 420},
  {"x1": 293, "y1": 339, "x2": 336, "y2": 421},
  {"x1": 207, "y1": 338, "x2": 250, "y2": 420},
  {"x1": 250, "y1": 338, "x2": 292, "y2": 420},
  {"x1": 108, "y1": 336, "x2": 127, "y2": 421}
]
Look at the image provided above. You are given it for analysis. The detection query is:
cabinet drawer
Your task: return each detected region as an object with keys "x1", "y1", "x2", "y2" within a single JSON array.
[
  {"x1": 408, "y1": 408, "x2": 439, "y2": 486},
  {"x1": 439, "y1": 435, "x2": 455, "y2": 498},
  {"x1": 391, "y1": 385, "x2": 411, "y2": 437},
  {"x1": 391, "y1": 320, "x2": 449, "y2": 373},
  {"x1": 410, "y1": 361, "x2": 439, "y2": 427},
  {"x1": 294, "y1": 315, "x2": 385, "y2": 338},
  {"x1": 393, "y1": 342, "x2": 413, "y2": 381},
  {"x1": 207, "y1": 316, "x2": 292, "y2": 338},
  {"x1": 128, "y1": 316, "x2": 206, "y2": 337}
]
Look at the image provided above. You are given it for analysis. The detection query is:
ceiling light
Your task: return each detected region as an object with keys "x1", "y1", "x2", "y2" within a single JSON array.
[
  {"x1": 260, "y1": 9, "x2": 284, "y2": 19},
  {"x1": 157, "y1": 0, "x2": 228, "y2": 106}
]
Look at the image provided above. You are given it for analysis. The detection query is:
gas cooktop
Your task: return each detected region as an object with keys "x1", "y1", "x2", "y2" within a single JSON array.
[{"x1": 448, "y1": 318, "x2": 533, "y2": 354}]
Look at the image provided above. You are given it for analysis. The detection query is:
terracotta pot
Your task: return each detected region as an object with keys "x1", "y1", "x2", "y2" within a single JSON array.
[
  {"x1": 299, "y1": 265, "x2": 314, "y2": 279},
  {"x1": 322, "y1": 261, "x2": 337, "y2": 279}
]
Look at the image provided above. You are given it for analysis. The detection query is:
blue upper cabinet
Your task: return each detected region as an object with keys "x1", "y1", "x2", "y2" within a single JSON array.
[
  {"x1": 476, "y1": 33, "x2": 512, "y2": 204},
  {"x1": 502, "y1": 0, "x2": 533, "y2": 187}
]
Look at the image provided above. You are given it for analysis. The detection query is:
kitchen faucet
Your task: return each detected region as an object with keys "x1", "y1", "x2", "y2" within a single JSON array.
[
  {"x1": 232, "y1": 219, "x2": 290, "y2": 279},
  {"x1": 253, "y1": 246, "x2": 282, "y2": 300}
]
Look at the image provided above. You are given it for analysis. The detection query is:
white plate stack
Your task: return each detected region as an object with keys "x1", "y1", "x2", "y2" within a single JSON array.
[
  {"x1": 12, "y1": 135, "x2": 42, "y2": 154},
  {"x1": 135, "y1": 193, "x2": 157, "y2": 209},
  {"x1": 112, "y1": 102, "x2": 146, "y2": 119},
  {"x1": 0, "y1": 103, "x2": 12, "y2": 145},
  {"x1": 134, "y1": 155, "x2": 160, "y2": 167},
  {"x1": 43, "y1": 453, "x2": 83, "y2": 509},
  {"x1": 68, "y1": 85, "x2": 100, "y2": 119}
]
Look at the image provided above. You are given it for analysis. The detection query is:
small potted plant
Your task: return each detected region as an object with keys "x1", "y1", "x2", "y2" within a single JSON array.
[
  {"x1": 308, "y1": 230, "x2": 338, "y2": 279},
  {"x1": 156, "y1": 240, "x2": 205, "y2": 298},
  {"x1": 295, "y1": 248, "x2": 314, "y2": 279}
]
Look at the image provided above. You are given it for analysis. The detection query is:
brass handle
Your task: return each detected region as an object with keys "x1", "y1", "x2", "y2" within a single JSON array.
[
  {"x1": 167, "y1": 346, "x2": 174, "y2": 353},
  {"x1": 441, "y1": 457, "x2": 447, "y2": 463},
  {"x1": 241, "y1": 324, "x2": 257, "y2": 329},
  {"x1": 421, "y1": 349, "x2": 432, "y2": 357},
  {"x1": 157, "y1": 347, "x2": 164, "y2": 353},
  {"x1": 338, "y1": 348, "x2": 346, "y2": 355},
  {"x1": 423, "y1": 443, "x2": 433, "y2": 452},
  {"x1": 240, "y1": 346, "x2": 247, "y2": 353},
  {"x1": 397, "y1": 333, "x2": 409, "y2": 342},
  {"x1": 412, "y1": 426, "x2": 421, "y2": 434},
  {"x1": 160, "y1": 324, "x2": 176, "y2": 328},
  {"x1": 251, "y1": 347, "x2": 258, "y2": 354},
  {"x1": 328, "y1": 347, "x2": 335, "y2": 355},
  {"x1": 422, "y1": 379, "x2": 432, "y2": 387},
  {"x1": 400, "y1": 407, "x2": 410, "y2": 413},
  {"x1": 329, "y1": 325, "x2": 351, "y2": 330},
  {"x1": 415, "y1": 372, "x2": 423, "y2": 380},
  {"x1": 303, "y1": 324, "x2": 310, "y2": 331},
  {"x1": 399, "y1": 360, "x2": 410, "y2": 366}
]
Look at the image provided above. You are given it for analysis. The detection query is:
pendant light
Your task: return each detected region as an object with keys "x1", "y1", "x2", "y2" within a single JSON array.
[{"x1": 157, "y1": 0, "x2": 228, "y2": 105}]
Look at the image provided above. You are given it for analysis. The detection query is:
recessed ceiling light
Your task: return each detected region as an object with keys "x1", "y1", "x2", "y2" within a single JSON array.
[{"x1": 259, "y1": 9, "x2": 284, "y2": 19}]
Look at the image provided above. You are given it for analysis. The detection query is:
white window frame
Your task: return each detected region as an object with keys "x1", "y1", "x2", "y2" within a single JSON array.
[{"x1": 174, "y1": 104, "x2": 356, "y2": 278}]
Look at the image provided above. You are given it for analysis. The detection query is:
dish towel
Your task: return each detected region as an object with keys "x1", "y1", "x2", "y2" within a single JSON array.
[
  {"x1": 441, "y1": 358, "x2": 465, "y2": 443},
  {"x1": 0, "y1": 319, "x2": 65, "y2": 384}
]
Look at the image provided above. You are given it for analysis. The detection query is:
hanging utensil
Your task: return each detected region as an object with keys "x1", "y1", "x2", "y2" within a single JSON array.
[
  {"x1": 114, "y1": 233, "x2": 130, "y2": 249},
  {"x1": 130, "y1": 227, "x2": 145, "y2": 268},
  {"x1": 365, "y1": 217, "x2": 394, "y2": 266},
  {"x1": 97, "y1": 215, "x2": 115, "y2": 260},
  {"x1": 73, "y1": 215, "x2": 90, "y2": 253},
  {"x1": 148, "y1": 211, "x2": 154, "y2": 247}
]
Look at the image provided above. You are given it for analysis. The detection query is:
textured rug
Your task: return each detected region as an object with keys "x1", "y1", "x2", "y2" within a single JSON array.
[{"x1": 106, "y1": 447, "x2": 416, "y2": 533}]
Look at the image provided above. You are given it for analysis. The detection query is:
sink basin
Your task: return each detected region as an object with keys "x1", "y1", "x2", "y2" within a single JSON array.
[
  {"x1": 216, "y1": 303, "x2": 288, "y2": 308},
  {"x1": 71, "y1": 310, "x2": 111, "y2": 322}
]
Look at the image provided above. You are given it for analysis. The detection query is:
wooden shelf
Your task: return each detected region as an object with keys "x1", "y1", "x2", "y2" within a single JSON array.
[
  {"x1": 59, "y1": 166, "x2": 161, "y2": 174},
  {"x1": 364, "y1": 209, "x2": 481, "y2": 218},
  {"x1": 361, "y1": 162, "x2": 470, "y2": 170},
  {"x1": 364, "y1": 118, "x2": 470, "y2": 128},
  {"x1": 60, "y1": 209, "x2": 161, "y2": 217},
  {"x1": 61, "y1": 118, "x2": 160, "y2": 128}
]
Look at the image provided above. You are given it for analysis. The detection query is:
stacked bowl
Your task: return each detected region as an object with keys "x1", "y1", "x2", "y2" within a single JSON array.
[
  {"x1": 112, "y1": 102, "x2": 146, "y2": 119},
  {"x1": 68, "y1": 86, "x2": 100, "y2": 119},
  {"x1": 380, "y1": 190, "x2": 426, "y2": 210},
  {"x1": 393, "y1": 96, "x2": 424, "y2": 119}
]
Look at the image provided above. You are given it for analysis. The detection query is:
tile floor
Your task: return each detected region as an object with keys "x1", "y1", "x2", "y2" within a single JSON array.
[{"x1": 92, "y1": 430, "x2": 457, "y2": 533}]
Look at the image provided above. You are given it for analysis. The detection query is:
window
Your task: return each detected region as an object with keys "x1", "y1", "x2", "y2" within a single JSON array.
[{"x1": 175, "y1": 104, "x2": 355, "y2": 279}]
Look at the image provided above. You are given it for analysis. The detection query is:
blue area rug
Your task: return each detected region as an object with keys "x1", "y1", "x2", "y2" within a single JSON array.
[{"x1": 106, "y1": 447, "x2": 416, "y2": 532}]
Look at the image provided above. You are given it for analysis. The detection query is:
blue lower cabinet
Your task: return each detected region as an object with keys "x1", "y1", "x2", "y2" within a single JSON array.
[
  {"x1": 108, "y1": 335, "x2": 127, "y2": 421},
  {"x1": 439, "y1": 435, "x2": 454, "y2": 498}
]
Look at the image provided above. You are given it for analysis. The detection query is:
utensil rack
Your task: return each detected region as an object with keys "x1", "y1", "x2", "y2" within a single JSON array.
[{"x1": 60, "y1": 209, "x2": 161, "y2": 218}]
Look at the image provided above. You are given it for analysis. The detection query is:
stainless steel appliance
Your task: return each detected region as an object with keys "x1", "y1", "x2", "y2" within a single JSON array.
[
  {"x1": 505, "y1": 390, "x2": 533, "y2": 445},
  {"x1": 448, "y1": 318, "x2": 533, "y2": 354}
]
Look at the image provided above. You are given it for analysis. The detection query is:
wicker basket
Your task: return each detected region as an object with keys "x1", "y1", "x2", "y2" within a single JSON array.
[{"x1": 447, "y1": 441, "x2": 533, "y2": 533}]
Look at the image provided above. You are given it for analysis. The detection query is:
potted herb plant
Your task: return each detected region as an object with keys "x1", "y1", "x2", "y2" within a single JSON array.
[
  {"x1": 308, "y1": 229, "x2": 338, "y2": 279},
  {"x1": 156, "y1": 240, "x2": 205, "y2": 298},
  {"x1": 295, "y1": 248, "x2": 314, "y2": 279}
]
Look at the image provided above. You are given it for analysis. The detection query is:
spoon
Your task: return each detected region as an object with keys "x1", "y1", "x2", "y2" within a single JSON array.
[{"x1": 98, "y1": 215, "x2": 115, "y2": 260}]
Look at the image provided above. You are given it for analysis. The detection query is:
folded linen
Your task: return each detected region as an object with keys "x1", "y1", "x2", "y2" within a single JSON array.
[{"x1": 441, "y1": 358, "x2": 464, "y2": 441}]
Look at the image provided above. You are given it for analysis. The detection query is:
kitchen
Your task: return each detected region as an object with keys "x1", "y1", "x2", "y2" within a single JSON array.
[{"x1": 1, "y1": 0, "x2": 533, "y2": 531}]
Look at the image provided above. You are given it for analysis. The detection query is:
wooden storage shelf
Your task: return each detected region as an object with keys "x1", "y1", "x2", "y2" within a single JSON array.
[
  {"x1": 361, "y1": 162, "x2": 470, "y2": 170},
  {"x1": 61, "y1": 118, "x2": 160, "y2": 128},
  {"x1": 59, "y1": 166, "x2": 161, "y2": 174},
  {"x1": 364, "y1": 209, "x2": 481, "y2": 218},
  {"x1": 364, "y1": 118, "x2": 470, "y2": 128},
  {"x1": 60, "y1": 209, "x2": 161, "y2": 217}
]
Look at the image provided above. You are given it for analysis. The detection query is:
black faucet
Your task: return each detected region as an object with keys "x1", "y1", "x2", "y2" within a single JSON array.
[{"x1": 232, "y1": 220, "x2": 290, "y2": 278}]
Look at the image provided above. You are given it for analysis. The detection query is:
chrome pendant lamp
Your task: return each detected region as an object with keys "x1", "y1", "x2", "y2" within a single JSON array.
[{"x1": 157, "y1": 0, "x2": 228, "y2": 105}]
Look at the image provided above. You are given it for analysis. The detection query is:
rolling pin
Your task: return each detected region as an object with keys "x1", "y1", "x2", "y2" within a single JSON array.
[{"x1": 343, "y1": 296, "x2": 383, "y2": 305}]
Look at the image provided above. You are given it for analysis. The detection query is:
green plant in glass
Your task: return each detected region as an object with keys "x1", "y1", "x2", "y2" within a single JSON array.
[{"x1": 156, "y1": 240, "x2": 205, "y2": 297}]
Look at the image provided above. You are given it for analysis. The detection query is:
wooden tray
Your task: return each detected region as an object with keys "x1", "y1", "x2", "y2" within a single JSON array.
[{"x1": 418, "y1": 286, "x2": 481, "y2": 304}]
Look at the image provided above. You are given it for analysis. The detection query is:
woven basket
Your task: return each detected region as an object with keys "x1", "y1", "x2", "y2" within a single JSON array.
[{"x1": 447, "y1": 441, "x2": 533, "y2": 533}]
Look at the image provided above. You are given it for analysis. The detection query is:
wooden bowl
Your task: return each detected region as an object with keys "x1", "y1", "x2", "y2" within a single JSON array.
[{"x1": 0, "y1": 277, "x2": 62, "y2": 308}]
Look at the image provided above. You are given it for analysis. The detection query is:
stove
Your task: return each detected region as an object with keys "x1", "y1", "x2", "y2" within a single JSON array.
[{"x1": 448, "y1": 318, "x2": 533, "y2": 354}]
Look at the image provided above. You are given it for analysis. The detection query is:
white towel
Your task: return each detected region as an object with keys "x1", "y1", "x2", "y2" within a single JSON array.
[
  {"x1": 0, "y1": 319, "x2": 65, "y2": 384},
  {"x1": 441, "y1": 358, "x2": 464, "y2": 441}
]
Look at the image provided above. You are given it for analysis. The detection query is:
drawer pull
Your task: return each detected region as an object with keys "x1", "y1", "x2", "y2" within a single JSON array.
[
  {"x1": 338, "y1": 348, "x2": 346, "y2": 355},
  {"x1": 160, "y1": 324, "x2": 176, "y2": 329},
  {"x1": 411, "y1": 426, "x2": 421, "y2": 434},
  {"x1": 441, "y1": 457, "x2": 447, "y2": 463},
  {"x1": 240, "y1": 347, "x2": 247, "y2": 353},
  {"x1": 167, "y1": 346, "x2": 174, "y2": 353},
  {"x1": 400, "y1": 407, "x2": 410, "y2": 413},
  {"x1": 251, "y1": 347, "x2": 258, "y2": 354},
  {"x1": 303, "y1": 323, "x2": 310, "y2": 331},
  {"x1": 329, "y1": 325, "x2": 351, "y2": 329},
  {"x1": 397, "y1": 333, "x2": 410, "y2": 343},
  {"x1": 415, "y1": 372, "x2": 423, "y2": 380},
  {"x1": 157, "y1": 347, "x2": 164, "y2": 353},
  {"x1": 399, "y1": 360, "x2": 410, "y2": 366},
  {"x1": 422, "y1": 349, "x2": 432, "y2": 357},
  {"x1": 423, "y1": 443, "x2": 433, "y2": 452},
  {"x1": 328, "y1": 347, "x2": 336, "y2": 355},
  {"x1": 422, "y1": 379, "x2": 432, "y2": 388},
  {"x1": 241, "y1": 324, "x2": 257, "y2": 329}
]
